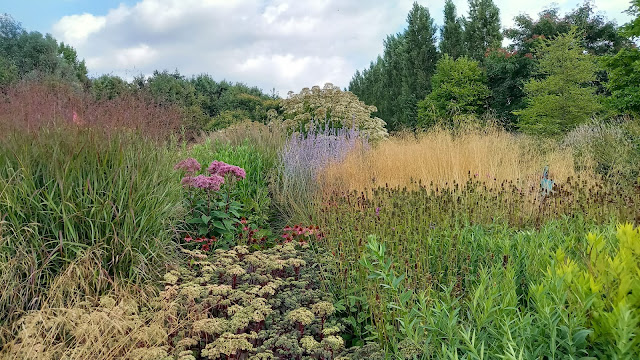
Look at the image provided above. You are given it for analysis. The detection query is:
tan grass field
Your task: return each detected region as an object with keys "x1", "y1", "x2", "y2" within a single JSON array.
[{"x1": 323, "y1": 126, "x2": 591, "y2": 192}]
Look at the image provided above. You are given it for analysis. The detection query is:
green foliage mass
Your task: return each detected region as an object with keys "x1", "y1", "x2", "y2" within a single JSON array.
[
  {"x1": 485, "y1": 50, "x2": 536, "y2": 129},
  {"x1": 602, "y1": 0, "x2": 640, "y2": 115},
  {"x1": 439, "y1": 0, "x2": 465, "y2": 59},
  {"x1": 0, "y1": 13, "x2": 88, "y2": 88},
  {"x1": 516, "y1": 28, "x2": 602, "y2": 136},
  {"x1": 505, "y1": 3, "x2": 628, "y2": 56},
  {"x1": 417, "y1": 55, "x2": 490, "y2": 129},
  {"x1": 537, "y1": 223, "x2": 640, "y2": 358},
  {"x1": 463, "y1": 0, "x2": 503, "y2": 61}
]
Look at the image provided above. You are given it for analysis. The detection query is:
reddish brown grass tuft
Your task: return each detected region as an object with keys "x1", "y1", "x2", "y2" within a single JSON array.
[{"x1": 0, "y1": 81, "x2": 183, "y2": 139}]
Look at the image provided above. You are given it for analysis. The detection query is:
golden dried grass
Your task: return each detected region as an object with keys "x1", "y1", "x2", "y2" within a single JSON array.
[{"x1": 323, "y1": 126, "x2": 592, "y2": 192}]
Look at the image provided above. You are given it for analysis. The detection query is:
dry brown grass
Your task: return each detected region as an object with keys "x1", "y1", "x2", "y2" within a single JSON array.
[
  {"x1": 323, "y1": 126, "x2": 593, "y2": 192},
  {"x1": 0, "y1": 250, "x2": 164, "y2": 359}
]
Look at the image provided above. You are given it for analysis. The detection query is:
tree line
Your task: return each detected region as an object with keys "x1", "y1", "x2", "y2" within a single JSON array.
[
  {"x1": 349, "y1": 0, "x2": 640, "y2": 135},
  {"x1": 0, "y1": 13, "x2": 280, "y2": 132}
]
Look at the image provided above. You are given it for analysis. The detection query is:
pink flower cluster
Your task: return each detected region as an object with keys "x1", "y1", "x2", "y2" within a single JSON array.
[
  {"x1": 175, "y1": 158, "x2": 246, "y2": 191},
  {"x1": 192, "y1": 174, "x2": 225, "y2": 191},
  {"x1": 208, "y1": 160, "x2": 246, "y2": 180},
  {"x1": 174, "y1": 157, "x2": 201, "y2": 174}
]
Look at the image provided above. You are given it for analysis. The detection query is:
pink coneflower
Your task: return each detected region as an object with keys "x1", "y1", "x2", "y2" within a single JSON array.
[
  {"x1": 174, "y1": 158, "x2": 201, "y2": 174},
  {"x1": 208, "y1": 160, "x2": 246, "y2": 180},
  {"x1": 192, "y1": 174, "x2": 225, "y2": 191}
]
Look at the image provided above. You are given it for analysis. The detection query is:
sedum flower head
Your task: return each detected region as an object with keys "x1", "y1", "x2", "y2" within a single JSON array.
[
  {"x1": 311, "y1": 301, "x2": 335, "y2": 318},
  {"x1": 202, "y1": 332, "x2": 256, "y2": 358},
  {"x1": 286, "y1": 307, "x2": 315, "y2": 326},
  {"x1": 300, "y1": 336, "x2": 321, "y2": 351},
  {"x1": 192, "y1": 318, "x2": 227, "y2": 335},
  {"x1": 322, "y1": 335, "x2": 345, "y2": 351}
]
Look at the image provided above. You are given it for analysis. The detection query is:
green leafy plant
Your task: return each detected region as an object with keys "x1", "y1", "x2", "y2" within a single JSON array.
[
  {"x1": 175, "y1": 158, "x2": 246, "y2": 250},
  {"x1": 541, "y1": 223, "x2": 640, "y2": 358}
]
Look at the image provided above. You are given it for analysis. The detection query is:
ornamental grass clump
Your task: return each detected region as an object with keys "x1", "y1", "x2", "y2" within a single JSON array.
[{"x1": 0, "y1": 126, "x2": 182, "y2": 334}]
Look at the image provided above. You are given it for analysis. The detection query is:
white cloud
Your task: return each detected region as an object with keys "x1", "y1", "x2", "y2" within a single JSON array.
[
  {"x1": 51, "y1": 0, "x2": 633, "y2": 96},
  {"x1": 52, "y1": 13, "x2": 106, "y2": 45}
]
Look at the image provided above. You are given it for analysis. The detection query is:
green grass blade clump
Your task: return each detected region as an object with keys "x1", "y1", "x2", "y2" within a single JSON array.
[{"x1": 0, "y1": 126, "x2": 183, "y2": 327}]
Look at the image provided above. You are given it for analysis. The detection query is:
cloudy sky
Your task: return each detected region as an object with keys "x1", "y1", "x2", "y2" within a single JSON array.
[{"x1": 3, "y1": 0, "x2": 635, "y2": 95}]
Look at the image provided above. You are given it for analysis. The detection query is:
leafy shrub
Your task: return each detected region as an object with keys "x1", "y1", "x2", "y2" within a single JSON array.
[
  {"x1": 417, "y1": 55, "x2": 490, "y2": 129},
  {"x1": 175, "y1": 158, "x2": 247, "y2": 250},
  {"x1": 349, "y1": 225, "x2": 640, "y2": 359},
  {"x1": 0, "y1": 127, "x2": 182, "y2": 328},
  {"x1": 515, "y1": 28, "x2": 602, "y2": 136},
  {"x1": 188, "y1": 141, "x2": 273, "y2": 227},
  {"x1": 281, "y1": 83, "x2": 388, "y2": 142},
  {"x1": 538, "y1": 223, "x2": 640, "y2": 358}
]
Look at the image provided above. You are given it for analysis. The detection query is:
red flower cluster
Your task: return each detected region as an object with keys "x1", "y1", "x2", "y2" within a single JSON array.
[
  {"x1": 281, "y1": 224, "x2": 324, "y2": 245},
  {"x1": 184, "y1": 235, "x2": 217, "y2": 252},
  {"x1": 237, "y1": 219, "x2": 267, "y2": 244}
]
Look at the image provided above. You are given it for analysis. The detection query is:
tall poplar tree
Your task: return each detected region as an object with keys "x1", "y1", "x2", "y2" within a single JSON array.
[
  {"x1": 404, "y1": 2, "x2": 438, "y2": 101},
  {"x1": 440, "y1": 0, "x2": 465, "y2": 59},
  {"x1": 349, "y1": 2, "x2": 439, "y2": 131},
  {"x1": 464, "y1": 0, "x2": 503, "y2": 61}
]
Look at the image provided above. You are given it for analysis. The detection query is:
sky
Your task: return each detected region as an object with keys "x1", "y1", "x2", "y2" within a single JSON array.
[{"x1": 1, "y1": 0, "x2": 635, "y2": 95}]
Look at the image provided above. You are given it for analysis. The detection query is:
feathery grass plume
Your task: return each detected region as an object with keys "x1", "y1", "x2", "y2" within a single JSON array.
[{"x1": 0, "y1": 80, "x2": 182, "y2": 140}]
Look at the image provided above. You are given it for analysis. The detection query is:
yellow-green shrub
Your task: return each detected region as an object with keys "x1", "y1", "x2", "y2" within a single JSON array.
[{"x1": 546, "y1": 223, "x2": 640, "y2": 358}]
